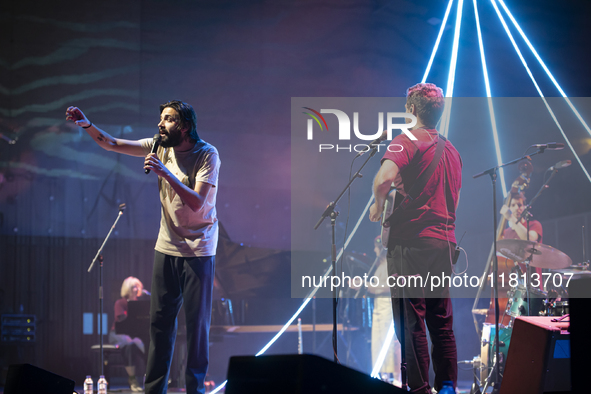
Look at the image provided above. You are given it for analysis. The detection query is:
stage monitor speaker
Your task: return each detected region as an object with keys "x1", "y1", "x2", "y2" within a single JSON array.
[
  {"x1": 225, "y1": 354, "x2": 404, "y2": 394},
  {"x1": 4, "y1": 363, "x2": 75, "y2": 394},
  {"x1": 499, "y1": 316, "x2": 570, "y2": 394},
  {"x1": 567, "y1": 276, "x2": 591, "y2": 394}
]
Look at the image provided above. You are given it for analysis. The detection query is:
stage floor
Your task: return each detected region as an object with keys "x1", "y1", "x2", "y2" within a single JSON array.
[{"x1": 0, "y1": 380, "x2": 475, "y2": 393}]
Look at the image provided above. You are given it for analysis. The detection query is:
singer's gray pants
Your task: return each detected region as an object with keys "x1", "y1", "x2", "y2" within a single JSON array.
[{"x1": 145, "y1": 251, "x2": 215, "y2": 394}]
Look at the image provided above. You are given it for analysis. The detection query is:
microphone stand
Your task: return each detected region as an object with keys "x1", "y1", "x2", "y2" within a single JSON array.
[
  {"x1": 473, "y1": 148, "x2": 547, "y2": 393},
  {"x1": 88, "y1": 204, "x2": 126, "y2": 377},
  {"x1": 519, "y1": 165, "x2": 560, "y2": 223},
  {"x1": 517, "y1": 165, "x2": 561, "y2": 313},
  {"x1": 314, "y1": 147, "x2": 380, "y2": 363}
]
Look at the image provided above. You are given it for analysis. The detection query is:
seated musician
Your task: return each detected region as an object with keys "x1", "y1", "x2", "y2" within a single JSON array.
[
  {"x1": 500, "y1": 192, "x2": 543, "y2": 284},
  {"x1": 500, "y1": 191, "x2": 542, "y2": 243},
  {"x1": 109, "y1": 276, "x2": 149, "y2": 392}
]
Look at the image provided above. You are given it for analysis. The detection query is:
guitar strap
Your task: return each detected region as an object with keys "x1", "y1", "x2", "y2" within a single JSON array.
[{"x1": 383, "y1": 134, "x2": 447, "y2": 225}]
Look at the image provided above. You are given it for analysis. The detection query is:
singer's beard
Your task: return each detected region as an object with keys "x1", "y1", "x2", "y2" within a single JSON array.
[{"x1": 159, "y1": 129, "x2": 183, "y2": 148}]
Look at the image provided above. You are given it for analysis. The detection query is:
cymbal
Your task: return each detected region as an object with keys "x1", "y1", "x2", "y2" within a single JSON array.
[
  {"x1": 555, "y1": 263, "x2": 590, "y2": 271},
  {"x1": 553, "y1": 268, "x2": 591, "y2": 276},
  {"x1": 497, "y1": 239, "x2": 572, "y2": 269}
]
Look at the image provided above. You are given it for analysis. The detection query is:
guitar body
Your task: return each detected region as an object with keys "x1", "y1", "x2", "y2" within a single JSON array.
[{"x1": 380, "y1": 188, "x2": 403, "y2": 249}]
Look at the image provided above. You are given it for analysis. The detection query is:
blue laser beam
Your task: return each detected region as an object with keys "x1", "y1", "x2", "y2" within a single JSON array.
[
  {"x1": 474, "y1": 0, "x2": 508, "y2": 196},
  {"x1": 422, "y1": 0, "x2": 455, "y2": 84},
  {"x1": 370, "y1": 320, "x2": 395, "y2": 378},
  {"x1": 497, "y1": 0, "x2": 591, "y2": 138},
  {"x1": 439, "y1": 0, "x2": 464, "y2": 138},
  {"x1": 491, "y1": 0, "x2": 591, "y2": 184},
  {"x1": 445, "y1": 0, "x2": 464, "y2": 99}
]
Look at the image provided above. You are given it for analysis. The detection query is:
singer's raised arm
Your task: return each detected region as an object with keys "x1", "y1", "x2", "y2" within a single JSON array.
[{"x1": 65, "y1": 106, "x2": 145, "y2": 157}]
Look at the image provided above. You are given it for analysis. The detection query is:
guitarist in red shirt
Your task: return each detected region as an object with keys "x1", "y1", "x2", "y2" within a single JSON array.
[{"x1": 369, "y1": 83, "x2": 462, "y2": 394}]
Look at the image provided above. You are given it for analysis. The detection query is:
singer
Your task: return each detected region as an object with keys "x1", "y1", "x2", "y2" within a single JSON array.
[
  {"x1": 368, "y1": 83, "x2": 461, "y2": 393},
  {"x1": 66, "y1": 101, "x2": 220, "y2": 394}
]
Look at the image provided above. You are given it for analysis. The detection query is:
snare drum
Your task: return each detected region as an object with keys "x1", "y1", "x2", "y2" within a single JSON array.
[{"x1": 504, "y1": 285, "x2": 546, "y2": 324}]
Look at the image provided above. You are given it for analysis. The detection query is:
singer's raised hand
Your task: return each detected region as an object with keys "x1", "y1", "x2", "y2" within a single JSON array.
[
  {"x1": 66, "y1": 105, "x2": 145, "y2": 157},
  {"x1": 65, "y1": 106, "x2": 91, "y2": 128}
]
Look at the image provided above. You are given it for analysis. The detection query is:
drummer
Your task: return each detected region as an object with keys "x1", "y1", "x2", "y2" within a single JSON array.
[{"x1": 500, "y1": 191, "x2": 543, "y2": 284}]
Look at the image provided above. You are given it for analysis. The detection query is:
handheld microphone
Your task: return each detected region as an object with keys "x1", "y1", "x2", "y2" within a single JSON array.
[
  {"x1": 354, "y1": 130, "x2": 388, "y2": 158},
  {"x1": 548, "y1": 159, "x2": 572, "y2": 171},
  {"x1": 145, "y1": 134, "x2": 162, "y2": 174},
  {"x1": 532, "y1": 142, "x2": 564, "y2": 150}
]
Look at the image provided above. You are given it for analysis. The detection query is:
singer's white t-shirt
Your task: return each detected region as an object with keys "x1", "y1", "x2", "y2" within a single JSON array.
[{"x1": 140, "y1": 138, "x2": 220, "y2": 257}]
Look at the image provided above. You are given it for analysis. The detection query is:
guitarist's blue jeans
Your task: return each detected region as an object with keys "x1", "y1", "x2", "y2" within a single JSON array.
[
  {"x1": 145, "y1": 251, "x2": 215, "y2": 394},
  {"x1": 387, "y1": 237, "x2": 457, "y2": 394}
]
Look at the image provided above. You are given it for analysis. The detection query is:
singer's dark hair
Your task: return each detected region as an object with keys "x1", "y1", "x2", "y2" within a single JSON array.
[
  {"x1": 160, "y1": 100, "x2": 199, "y2": 142},
  {"x1": 406, "y1": 83, "x2": 445, "y2": 128}
]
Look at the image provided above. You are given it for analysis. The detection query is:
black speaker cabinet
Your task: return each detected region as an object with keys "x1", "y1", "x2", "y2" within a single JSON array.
[
  {"x1": 568, "y1": 276, "x2": 591, "y2": 394},
  {"x1": 499, "y1": 316, "x2": 570, "y2": 394},
  {"x1": 225, "y1": 353, "x2": 404, "y2": 394},
  {"x1": 4, "y1": 363, "x2": 75, "y2": 394}
]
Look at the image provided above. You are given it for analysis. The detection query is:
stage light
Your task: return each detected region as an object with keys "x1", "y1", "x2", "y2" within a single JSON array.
[
  {"x1": 473, "y1": 0, "x2": 508, "y2": 196},
  {"x1": 491, "y1": 0, "x2": 591, "y2": 183},
  {"x1": 421, "y1": 0, "x2": 455, "y2": 84},
  {"x1": 210, "y1": 198, "x2": 376, "y2": 392},
  {"x1": 445, "y1": 0, "x2": 464, "y2": 99},
  {"x1": 439, "y1": 0, "x2": 464, "y2": 139},
  {"x1": 256, "y1": 298, "x2": 313, "y2": 356},
  {"x1": 370, "y1": 320, "x2": 395, "y2": 378},
  {"x1": 254, "y1": 196, "x2": 374, "y2": 357},
  {"x1": 210, "y1": 380, "x2": 226, "y2": 394},
  {"x1": 497, "y1": 0, "x2": 591, "y2": 140}
]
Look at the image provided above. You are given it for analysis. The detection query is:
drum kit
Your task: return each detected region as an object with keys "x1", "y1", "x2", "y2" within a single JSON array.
[{"x1": 476, "y1": 238, "x2": 589, "y2": 384}]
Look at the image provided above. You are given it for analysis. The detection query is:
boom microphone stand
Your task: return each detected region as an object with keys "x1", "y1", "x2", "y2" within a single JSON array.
[
  {"x1": 473, "y1": 147, "x2": 549, "y2": 393},
  {"x1": 518, "y1": 159, "x2": 571, "y2": 314},
  {"x1": 88, "y1": 203, "x2": 126, "y2": 376},
  {"x1": 314, "y1": 145, "x2": 380, "y2": 363}
]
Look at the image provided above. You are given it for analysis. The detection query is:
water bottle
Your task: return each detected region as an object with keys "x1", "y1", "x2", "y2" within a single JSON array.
[
  {"x1": 83, "y1": 375, "x2": 93, "y2": 394},
  {"x1": 438, "y1": 380, "x2": 455, "y2": 394},
  {"x1": 98, "y1": 375, "x2": 108, "y2": 394}
]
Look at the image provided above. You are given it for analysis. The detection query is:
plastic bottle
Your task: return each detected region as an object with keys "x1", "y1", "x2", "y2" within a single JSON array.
[
  {"x1": 438, "y1": 380, "x2": 455, "y2": 394},
  {"x1": 98, "y1": 375, "x2": 108, "y2": 394},
  {"x1": 83, "y1": 375, "x2": 93, "y2": 394}
]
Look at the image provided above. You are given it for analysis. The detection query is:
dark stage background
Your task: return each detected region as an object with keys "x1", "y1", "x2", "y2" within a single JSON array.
[{"x1": 1, "y1": 0, "x2": 591, "y2": 388}]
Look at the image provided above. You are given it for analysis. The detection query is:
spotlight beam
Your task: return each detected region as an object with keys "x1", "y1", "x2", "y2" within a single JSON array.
[
  {"x1": 491, "y1": 0, "x2": 591, "y2": 184},
  {"x1": 445, "y1": 0, "x2": 464, "y2": 99},
  {"x1": 440, "y1": 0, "x2": 465, "y2": 138},
  {"x1": 498, "y1": 0, "x2": 591, "y2": 139},
  {"x1": 474, "y1": 0, "x2": 508, "y2": 196},
  {"x1": 370, "y1": 320, "x2": 395, "y2": 378},
  {"x1": 255, "y1": 195, "x2": 374, "y2": 357},
  {"x1": 421, "y1": 0, "x2": 455, "y2": 84}
]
